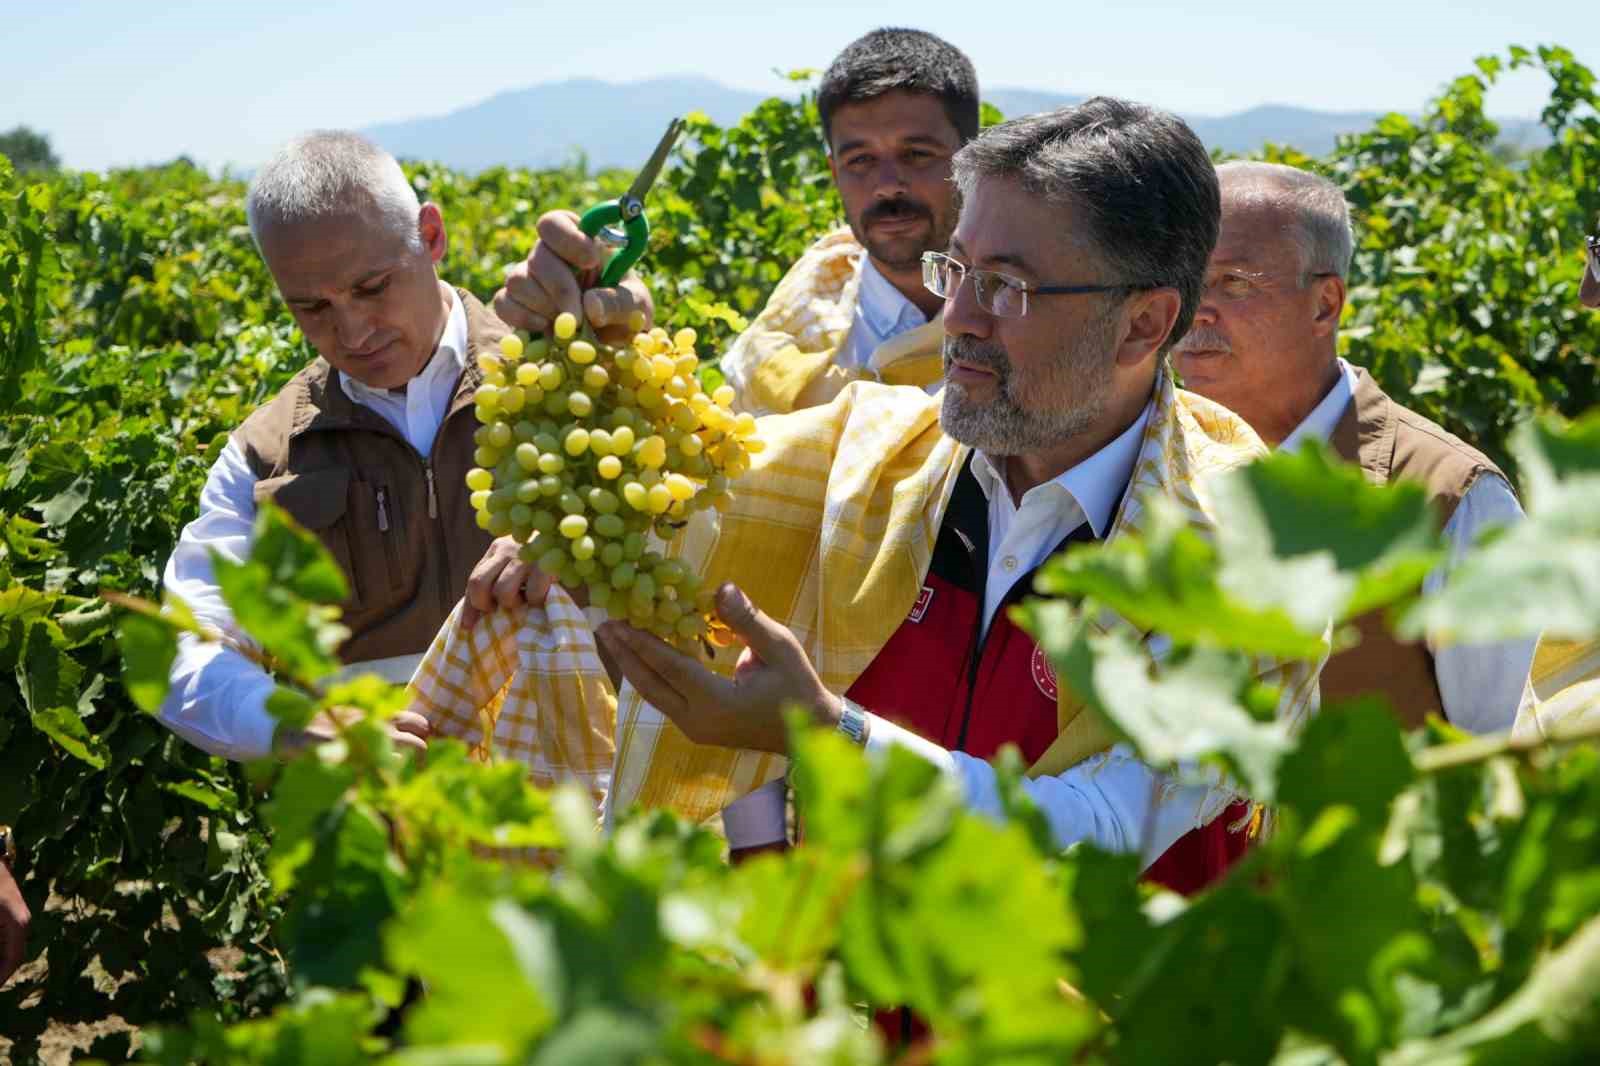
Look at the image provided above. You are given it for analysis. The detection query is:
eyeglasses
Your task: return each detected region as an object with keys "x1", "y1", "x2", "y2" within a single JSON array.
[
  {"x1": 1201, "y1": 269, "x2": 1341, "y2": 303},
  {"x1": 921, "y1": 251, "x2": 1154, "y2": 319}
]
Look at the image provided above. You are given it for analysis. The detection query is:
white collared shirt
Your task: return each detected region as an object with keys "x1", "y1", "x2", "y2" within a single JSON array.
[
  {"x1": 968, "y1": 404, "x2": 1151, "y2": 636},
  {"x1": 158, "y1": 285, "x2": 469, "y2": 760},
  {"x1": 1280, "y1": 358, "x2": 1532, "y2": 735},
  {"x1": 835, "y1": 254, "x2": 933, "y2": 374}
]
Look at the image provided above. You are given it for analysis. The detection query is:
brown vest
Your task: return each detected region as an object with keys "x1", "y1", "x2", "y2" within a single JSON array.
[
  {"x1": 1318, "y1": 365, "x2": 1511, "y2": 728},
  {"x1": 232, "y1": 288, "x2": 502, "y2": 664}
]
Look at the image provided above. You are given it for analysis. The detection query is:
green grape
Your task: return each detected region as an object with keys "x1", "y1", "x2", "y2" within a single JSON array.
[
  {"x1": 558, "y1": 514, "x2": 588, "y2": 539},
  {"x1": 514, "y1": 419, "x2": 539, "y2": 442},
  {"x1": 470, "y1": 488, "x2": 492, "y2": 510},
  {"x1": 568, "y1": 391, "x2": 594, "y2": 417},
  {"x1": 516, "y1": 478, "x2": 541, "y2": 504},
  {"x1": 572, "y1": 535, "x2": 597, "y2": 561},
  {"x1": 574, "y1": 557, "x2": 597, "y2": 577},
  {"x1": 516, "y1": 442, "x2": 540, "y2": 472},
  {"x1": 632, "y1": 573, "x2": 657, "y2": 603},
  {"x1": 534, "y1": 432, "x2": 560, "y2": 453},
  {"x1": 588, "y1": 583, "x2": 613, "y2": 610},
  {"x1": 611, "y1": 562, "x2": 637, "y2": 589},
  {"x1": 594, "y1": 513, "x2": 625, "y2": 539},
  {"x1": 538, "y1": 474, "x2": 563, "y2": 497},
  {"x1": 487, "y1": 512, "x2": 512, "y2": 537},
  {"x1": 564, "y1": 427, "x2": 590, "y2": 456},
  {"x1": 622, "y1": 532, "x2": 645, "y2": 560},
  {"x1": 558, "y1": 491, "x2": 585, "y2": 517},
  {"x1": 530, "y1": 509, "x2": 556, "y2": 534},
  {"x1": 587, "y1": 487, "x2": 619, "y2": 514},
  {"x1": 598, "y1": 455, "x2": 623, "y2": 479},
  {"x1": 538, "y1": 546, "x2": 567, "y2": 574},
  {"x1": 600, "y1": 542, "x2": 624, "y2": 568},
  {"x1": 509, "y1": 503, "x2": 533, "y2": 528},
  {"x1": 537, "y1": 452, "x2": 565, "y2": 475},
  {"x1": 466, "y1": 467, "x2": 493, "y2": 492}
]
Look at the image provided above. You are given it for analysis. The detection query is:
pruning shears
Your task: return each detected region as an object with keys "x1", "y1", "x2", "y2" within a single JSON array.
[{"x1": 578, "y1": 117, "x2": 684, "y2": 287}]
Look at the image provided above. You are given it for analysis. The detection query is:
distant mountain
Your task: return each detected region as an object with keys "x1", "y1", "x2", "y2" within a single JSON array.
[{"x1": 363, "y1": 75, "x2": 1545, "y2": 172}]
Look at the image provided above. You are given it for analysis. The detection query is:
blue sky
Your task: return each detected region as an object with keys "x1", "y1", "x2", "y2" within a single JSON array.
[{"x1": 7, "y1": 0, "x2": 1595, "y2": 172}]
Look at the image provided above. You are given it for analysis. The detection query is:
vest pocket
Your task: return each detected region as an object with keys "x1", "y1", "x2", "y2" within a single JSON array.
[{"x1": 252, "y1": 468, "x2": 365, "y2": 609}]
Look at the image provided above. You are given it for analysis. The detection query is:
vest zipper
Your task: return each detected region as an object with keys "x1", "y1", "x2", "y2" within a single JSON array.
[
  {"x1": 425, "y1": 464, "x2": 439, "y2": 519},
  {"x1": 376, "y1": 486, "x2": 391, "y2": 532}
]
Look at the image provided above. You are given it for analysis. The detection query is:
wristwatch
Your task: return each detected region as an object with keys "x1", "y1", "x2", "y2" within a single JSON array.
[
  {"x1": 836, "y1": 698, "x2": 870, "y2": 747},
  {"x1": 0, "y1": 825, "x2": 15, "y2": 869}
]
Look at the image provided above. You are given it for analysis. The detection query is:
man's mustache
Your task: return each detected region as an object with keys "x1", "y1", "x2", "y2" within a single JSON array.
[
  {"x1": 1174, "y1": 326, "x2": 1231, "y2": 354},
  {"x1": 862, "y1": 197, "x2": 932, "y2": 227},
  {"x1": 943, "y1": 335, "x2": 1008, "y2": 374}
]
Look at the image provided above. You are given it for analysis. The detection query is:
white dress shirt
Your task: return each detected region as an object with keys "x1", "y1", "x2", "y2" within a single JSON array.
[
  {"x1": 1282, "y1": 358, "x2": 1533, "y2": 735},
  {"x1": 834, "y1": 254, "x2": 935, "y2": 379},
  {"x1": 159, "y1": 286, "x2": 469, "y2": 760}
]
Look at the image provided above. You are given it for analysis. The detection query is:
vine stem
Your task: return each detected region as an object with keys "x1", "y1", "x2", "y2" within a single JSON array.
[{"x1": 1413, "y1": 713, "x2": 1600, "y2": 774}]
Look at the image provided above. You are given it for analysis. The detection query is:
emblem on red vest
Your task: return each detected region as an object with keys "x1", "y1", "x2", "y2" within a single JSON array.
[
  {"x1": 1031, "y1": 643, "x2": 1059, "y2": 701},
  {"x1": 908, "y1": 585, "x2": 934, "y2": 623}
]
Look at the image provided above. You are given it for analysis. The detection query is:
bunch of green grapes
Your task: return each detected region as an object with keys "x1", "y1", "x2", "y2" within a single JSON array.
[{"x1": 466, "y1": 311, "x2": 762, "y2": 648}]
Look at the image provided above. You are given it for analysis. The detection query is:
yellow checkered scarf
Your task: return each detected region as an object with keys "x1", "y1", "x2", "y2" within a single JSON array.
[{"x1": 720, "y1": 227, "x2": 946, "y2": 416}]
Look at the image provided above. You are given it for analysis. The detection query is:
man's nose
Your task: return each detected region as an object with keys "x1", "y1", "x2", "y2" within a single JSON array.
[
  {"x1": 333, "y1": 302, "x2": 378, "y2": 351},
  {"x1": 872, "y1": 157, "x2": 908, "y2": 195},
  {"x1": 941, "y1": 270, "x2": 991, "y2": 340},
  {"x1": 1191, "y1": 287, "x2": 1221, "y2": 327}
]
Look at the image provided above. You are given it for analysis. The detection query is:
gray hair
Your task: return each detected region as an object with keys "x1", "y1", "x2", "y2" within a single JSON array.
[
  {"x1": 1216, "y1": 161, "x2": 1354, "y2": 278},
  {"x1": 246, "y1": 130, "x2": 422, "y2": 250},
  {"x1": 950, "y1": 98, "x2": 1221, "y2": 355}
]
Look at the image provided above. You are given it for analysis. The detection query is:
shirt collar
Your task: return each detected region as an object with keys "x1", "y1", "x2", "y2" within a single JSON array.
[
  {"x1": 857, "y1": 254, "x2": 928, "y2": 340},
  {"x1": 1281, "y1": 357, "x2": 1357, "y2": 451},
  {"x1": 340, "y1": 284, "x2": 468, "y2": 403},
  {"x1": 969, "y1": 399, "x2": 1153, "y2": 539}
]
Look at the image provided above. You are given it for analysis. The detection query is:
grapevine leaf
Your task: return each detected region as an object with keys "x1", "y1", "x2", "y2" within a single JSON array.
[
  {"x1": 263, "y1": 755, "x2": 357, "y2": 892},
  {"x1": 1032, "y1": 496, "x2": 1330, "y2": 660},
  {"x1": 1027, "y1": 603, "x2": 1294, "y2": 801},
  {"x1": 1209, "y1": 443, "x2": 1444, "y2": 625},
  {"x1": 118, "y1": 610, "x2": 177, "y2": 713},
  {"x1": 386, "y1": 885, "x2": 557, "y2": 1051},
  {"x1": 30, "y1": 704, "x2": 109, "y2": 769},
  {"x1": 1402, "y1": 415, "x2": 1600, "y2": 644}
]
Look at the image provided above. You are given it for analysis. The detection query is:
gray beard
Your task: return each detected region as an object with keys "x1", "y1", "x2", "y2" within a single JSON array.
[{"x1": 939, "y1": 322, "x2": 1117, "y2": 456}]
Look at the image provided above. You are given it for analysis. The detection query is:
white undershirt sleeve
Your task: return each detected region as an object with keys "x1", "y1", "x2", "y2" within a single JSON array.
[
  {"x1": 1426, "y1": 475, "x2": 1537, "y2": 735},
  {"x1": 159, "y1": 440, "x2": 280, "y2": 761},
  {"x1": 866, "y1": 714, "x2": 1208, "y2": 868}
]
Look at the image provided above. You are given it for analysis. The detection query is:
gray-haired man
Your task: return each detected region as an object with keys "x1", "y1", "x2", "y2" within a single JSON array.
[
  {"x1": 1174, "y1": 161, "x2": 1534, "y2": 735},
  {"x1": 159, "y1": 130, "x2": 640, "y2": 759}
]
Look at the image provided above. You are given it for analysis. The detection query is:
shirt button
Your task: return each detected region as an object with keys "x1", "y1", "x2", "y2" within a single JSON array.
[{"x1": 1003, "y1": 555, "x2": 1019, "y2": 572}]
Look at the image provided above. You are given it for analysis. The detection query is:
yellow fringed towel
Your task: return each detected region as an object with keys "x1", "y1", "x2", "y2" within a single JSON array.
[{"x1": 721, "y1": 227, "x2": 945, "y2": 416}]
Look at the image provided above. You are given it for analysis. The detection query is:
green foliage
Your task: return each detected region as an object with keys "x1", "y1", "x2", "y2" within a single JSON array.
[{"x1": 2, "y1": 43, "x2": 1599, "y2": 1064}]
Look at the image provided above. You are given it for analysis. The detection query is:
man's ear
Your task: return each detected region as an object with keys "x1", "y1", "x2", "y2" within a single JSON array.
[
  {"x1": 419, "y1": 202, "x2": 448, "y2": 264},
  {"x1": 1114, "y1": 287, "x2": 1183, "y2": 368},
  {"x1": 1310, "y1": 274, "x2": 1346, "y2": 336}
]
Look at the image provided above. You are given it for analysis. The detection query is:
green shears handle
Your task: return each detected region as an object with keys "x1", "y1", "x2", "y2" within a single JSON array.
[{"x1": 578, "y1": 199, "x2": 650, "y2": 289}]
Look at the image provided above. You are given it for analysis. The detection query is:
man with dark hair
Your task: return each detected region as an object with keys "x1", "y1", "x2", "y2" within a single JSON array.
[
  {"x1": 499, "y1": 28, "x2": 978, "y2": 417},
  {"x1": 433, "y1": 99, "x2": 1324, "y2": 893}
]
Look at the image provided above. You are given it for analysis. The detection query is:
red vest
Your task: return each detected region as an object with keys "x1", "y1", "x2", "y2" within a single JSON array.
[{"x1": 845, "y1": 456, "x2": 1249, "y2": 895}]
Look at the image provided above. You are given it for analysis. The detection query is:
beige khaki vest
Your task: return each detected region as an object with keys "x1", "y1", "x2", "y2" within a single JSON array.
[
  {"x1": 1319, "y1": 366, "x2": 1510, "y2": 728},
  {"x1": 232, "y1": 288, "x2": 503, "y2": 665}
]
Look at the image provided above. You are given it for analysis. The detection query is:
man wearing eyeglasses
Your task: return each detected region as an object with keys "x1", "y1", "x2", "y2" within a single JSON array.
[
  {"x1": 1174, "y1": 161, "x2": 1533, "y2": 735},
  {"x1": 429, "y1": 99, "x2": 1320, "y2": 896}
]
